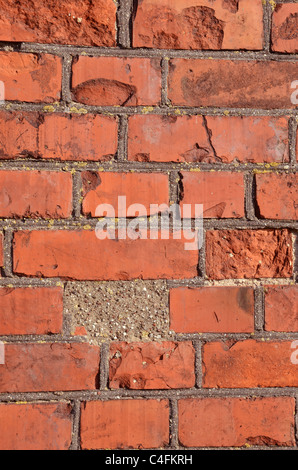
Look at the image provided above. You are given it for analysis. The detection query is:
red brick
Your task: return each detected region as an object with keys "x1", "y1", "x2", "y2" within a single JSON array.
[
  {"x1": 271, "y1": 3, "x2": 298, "y2": 53},
  {"x1": 133, "y1": 0, "x2": 263, "y2": 50},
  {"x1": 170, "y1": 287, "x2": 254, "y2": 333},
  {"x1": 109, "y1": 341, "x2": 195, "y2": 389},
  {"x1": 168, "y1": 59, "x2": 297, "y2": 108},
  {"x1": 128, "y1": 115, "x2": 289, "y2": 164},
  {"x1": 0, "y1": 343, "x2": 100, "y2": 392},
  {"x1": 82, "y1": 172, "x2": 169, "y2": 217},
  {"x1": 80, "y1": 400, "x2": 169, "y2": 449},
  {"x1": 0, "y1": 0, "x2": 117, "y2": 47},
  {"x1": 202, "y1": 340, "x2": 298, "y2": 388},
  {"x1": 206, "y1": 229, "x2": 293, "y2": 279},
  {"x1": 256, "y1": 173, "x2": 298, "y2": 220},
  {"x1": 0, "y1": 52, "x2": 62, "y2": 103},
  {"x1": 0, "y1": 112, "x2": 117, "y2": 161},
  {"x1": 0, "y1": 171, "x2": 72, "y2": 218},
  {"x1": 180, "y1": 172, "x2": 245, "y2": 218},
  {"x1": 265, "y1": 285, "x2": 298, "y2": 332},
  {"x1": 0, "y1": 403, "x2": 73, "y2": 450},
  {"x1": 0, "y1": 287, "x2": 63, "y2": 335},
  {"x1": 179, "y1": 397, "x2": 295, "y2": 448},
  {"x1": 13, "y1": 230, "x2": 198, "y2": 281},
  {"x1": 72, "y1": 57, "x2": 162, "y2": 106}
]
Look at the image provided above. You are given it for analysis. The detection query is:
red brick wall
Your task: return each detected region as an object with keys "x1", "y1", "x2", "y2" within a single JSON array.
[{"x1": 0, "y1": 0, "x2": 297, "y2": 450}]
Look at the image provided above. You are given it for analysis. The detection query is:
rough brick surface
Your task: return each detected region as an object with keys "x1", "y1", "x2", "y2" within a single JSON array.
[
  {"x1": 202, "y1": 340, "x2": 298, "y2": 388},
  {"x1": 206, "y1": 229, "x2": 293, "y2": 279},
  {"x1": 0, "y1": 343, "x2": 100, "y2": 392},
  {"x1": 0, "y1": 112, "x2": 117, "y2": 161},
  {"x1": 180, "y1": 171, "x2": 245, "y2": 218},
  {"x1": 0, "y1": 287, "x2": 63, "y2": 335},
  {"x1": 179, "y1": 397, "x2": 295, "y2": 448},
  {"x1": 109, "y1": 341, "x2": 195, "y2": 389},
  {"x1": 170, "y1": 287, "x2": 254, "y2": 333},
  {"x1": 13, "y1": 230, "x2": 198, "y2": 281},
  {"x1": 133, "y1": 0, "x2": 264, "y2": 50},
  {"x1": 168, "y1": 59, "x2": 297, "y2": 108},
  {"x1": 80, "y1": 400, "x2": 169, "y2": 449},
  {"x1": 256, "y1": 173, "x2": 298, "y2": 220},
  {"x1": 72, "y1": 57, "x2": 162, "y2": 106},
  {"x1": 265, "y1": 285, "x2": 298, "y2": 332},
  {"x1": 0, "y1": 403, "x2": 73, "y2": 450},
  {"x1": 82, "y1": 172, "x2": 169, "y2": 217},
  {"x1": 271, "y1": 3, "x2": 298, "y2": 53},
  {"x1": 0, "y1": 0, "x2": 117, "y2": 47},
  {"x1": 0, "y1": 171, "x2": 72, "y2": 218},
  {"x1": 0, "y1": 52, "x2": 62, "y2": 103}
]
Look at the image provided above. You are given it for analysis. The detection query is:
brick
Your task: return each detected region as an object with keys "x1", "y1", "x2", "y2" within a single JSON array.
[
  {"x1": 179, "y1": 397, "x2": 295, "y2": 448},
  {"x1": 265, "y1": 285, "x2": 298, "y2": 332},
  {"x1": 133, "y1": 0, "x2": 263, "y2": 50},
  {"x1": 0, "y1": 171, "x2": 72, "y2": 218},
  {"x1": 0, "y1": 52, "x2": 62, "y2": 103},
  {"x1": 0, "y1": 287, "x2": 63, "y2": 335},
  {"x1": 0, "y1": 0, "x2": 117, "y2": 47},
  {"x1": 80, "y1": 400, "x2": 169, "y2": 449},
  {"x1": 180, "y1": 171, "x2": 245, "y2": 218},
  {"x1": 109, "y1": 341, "x2": 195, "y2": 389},
  {"x1": 202, "y1": 339, "x2": 298, "y2": 388},
  {"x1": 0, "y1": 343, "x2": 100, "y2": 392},
  {"x1": 0, "y1": 112, "x2": 117, "y2": 161},
  {"x1": 206, "y1": 229, "x2": 293, "y2": 279},
  {"x1": 13, "y1": 230, "x2": 198, "y2": 281},
  {"x1": 256, "y1": 173, "x2": 298, "y2": 220},
  {"x1": 82, "y1": 172, "x2": 169, "y2": 217},
  {"x1": 168, "y1": 59, "x2": 297, "y2": 108},
  {"x1": 72, "y1": 57, "x2": 162, "y2": 106},
  {"x1": 170, "y1": 287, "x2": 254, "y2": 333},
  {"x1": 128, "y1": 115, "x2": 289, "y2": 164},
  {"x1": 271, "y1": 3, "x2": 298, "y2": 53},
  {"x1": 0, "y1": 403, "x2": 73, "y2": 450}
]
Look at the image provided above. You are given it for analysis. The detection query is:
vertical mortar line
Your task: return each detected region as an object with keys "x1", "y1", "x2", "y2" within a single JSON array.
[
  {"x1": 70, "y1": 400, "x2": 81, "y2": 450},
  {"x1": 198, "y1": 228, "x2": 206, "y2": 279},
  {"x1": 263, "y1": 1, "x2": 272, "y2": 53},
  {"x1": 169, "y1": 170, "x2": 180, "y2": 205},
  {"x1": 61, "y1": 54, "x2": 73, "y2": 104},
  {"x1": 99, "y1": 342, "x2": 110, "y2": 391},
  {"x1": 169, "y1": 398, "x2": 179, "y2": 449},
  {"x1": 62, "y1": 282, "x2": 73, "y2": 337},
  {"x1": 3, "y1": 228, "x2": 13, "y2": 277},
  {"x1": 117, "y1": 114, "x2": 128, "y2": 161},
  {"x1": 254, "y1": 286, "x2": 265, "y2": 332},
  {"x1": 293, "y1": 232, "x2": 298, "y2": 283},
  {"x1": 295, "y1": 395, "x2": 298, "y2": 448},
  {"x1": 244, "y1": 172, "x2": 256, "y2": 221},
  {"x1": 288, "y1": 116, "x2": 297, "y2": 167},
  {"x1": 117, "y1": 0, "x2": 134, "y2": 48},
  {"x1": 72, "y1": 170, "x2": 83, "y2": 219},
  {"x1": 161, "y1": 57, "x2": 170, "y2": 107},
  {"x1": 193, "y1": 339, "x2": 203, "y2": 389}
]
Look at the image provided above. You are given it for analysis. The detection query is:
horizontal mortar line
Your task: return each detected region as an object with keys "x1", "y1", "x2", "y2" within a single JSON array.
[
  {"x1": 0, "y1": 388, "x2": 297, "y2": 402},
  {"x1": 0, "y1": 335, "x2": 91, "y2": 344},
  {"x1": 0, "y1": 103, "x2": 298, "y2": 117},
  {"x1": 0, "y1": 277, "x2": 65, "y2": 286},
  {"x1": 1, "y1": 42, "x2": 297, "y2": 61}
]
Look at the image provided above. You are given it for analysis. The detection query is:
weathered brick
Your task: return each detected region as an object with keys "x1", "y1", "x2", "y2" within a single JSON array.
[
  {"x1": 180, "y1": 171, "x2": 245, "y2": 218},
  {"x1": 0, "y1": 112, "x2": 117, "y2": 161},
  {"x1": 0, "y1": 403, "x2": 73, "y2": 450},
  {"x1": 133, "y1": 0, "x2": 264, "y2": 50},
  {"x1": 109, "y1": 341, "x2": 195, "y2": 389},
  {"x1": 0, "y1": 287, "x2": 63, "y2": 335},
  {"x1": 206, "y1": 229, "x2": 293, "y2": 279},
  {"x1": 82, "y1": 172, "x2": 169, "y2": 217},
  {"x1": 170, "y1": 287, "x2": 254, "y2": 333},
  {"x1": 80, "y1": 400, "x2": 169, "y2": 449},
  {"x1": 0, "y1": 0, "x2": 117, "y2": 47},
  {"x1": 72, "y1": 57, "x2": 162, "y2": 106},
  {"x1": 0, "y1": 52, "x2": 62, "y2": 103},
  {"x1": 128, "y1": 115, "x2": 289, "y2": 163},
  {"x1": 256, "y1": 173, "x2": 298, "y2": 220},
  {"x1": 0, "y1": 343, "x2": 100, "y2": 392},
  {"x1": 0, "y1": 171, "x2": 72, "y2": 218},
  {"x1": 271, "y1": 3, "x2": 298, "y2": 53},
  {"x1": 168, "y1": 59, "x2": 297, "y2": 108},
  {"x1": 202, "y1": 340, "x2": 298, "y2": 388},
  {"x1": 13, "y1": 230, "x2": 198, "y2": 281},
  {"x1": 265, "y1": 285, "x2": 298, "y2": 332},
  {"x1": 179, "y1": 397, "x2": 295, "y2": 447}
]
